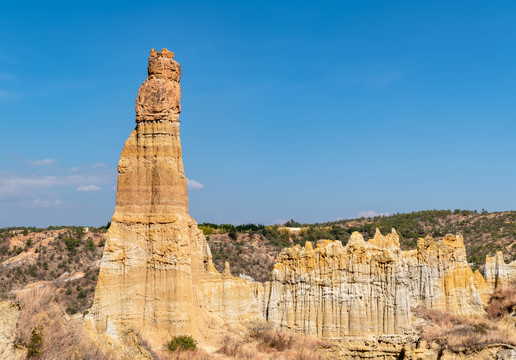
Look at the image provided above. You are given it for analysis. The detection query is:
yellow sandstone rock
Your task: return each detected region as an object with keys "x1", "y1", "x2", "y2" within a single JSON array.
[
  {"x1": 85, "y1": 49, "x2": 263, "y2": 356},
  {"x1": 85, "y1": 49, "x2": 515, "y2": 359},
  {"x1": 265, "y1": 230, "x2": 487, "y2": 339}
]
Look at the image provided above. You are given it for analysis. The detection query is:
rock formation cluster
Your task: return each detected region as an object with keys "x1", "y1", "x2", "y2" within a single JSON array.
[
  {"x1": 265, "y1": 231, "x2": 487, "y2": 339},
  {"x1": 65, "y1": 49, "x2": 516, "y2": 359}
]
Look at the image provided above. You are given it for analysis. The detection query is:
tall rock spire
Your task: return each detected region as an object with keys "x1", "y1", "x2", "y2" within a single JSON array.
[
  {"x1": 87, "y1": 49, "x2": 202, "y2": 351},
  {"x1": 86, "y1": 50, "x2": 264, "y2": 356},
  {"x1": 114, "y1": 49, "x2": 188, "y2": 223}
]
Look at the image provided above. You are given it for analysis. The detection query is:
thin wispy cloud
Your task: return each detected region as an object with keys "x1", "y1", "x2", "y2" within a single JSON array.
[
  {"x1": 76, "y1": 184, "x2": 101, "y2": 192},
  {"x1": 0, "y1": 170, "x2": 115, "y2": 200},
  {"x1": 26, "y1": 198, "x2": 63, "y2": 209},
  {"x1": 0, "y1": 159, "x2": 116, "y2": 226},
  {"x1": 357, "y1": 210, "x2": 390, "y2": 218},
  {"x1": 187, "y1": 179, "x2": 205, "y2": 190},
  {"x1": 29, "y1": 158, "x2": 57, "y2": 166}
]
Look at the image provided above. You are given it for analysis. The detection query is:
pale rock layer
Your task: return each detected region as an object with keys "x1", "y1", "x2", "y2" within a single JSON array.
[
  {"x1": 485, "y1": 251, "x2": 516, "y2": 292},
  {"x1": 265, "y1": 230, "x2": 488, "y2": 339},
  {"x1": 0, "y1": 301, "x2": 25, "y2": 360}
]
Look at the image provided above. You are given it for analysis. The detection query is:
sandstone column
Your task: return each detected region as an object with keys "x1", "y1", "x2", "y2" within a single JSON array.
[{"x1": 87, "y1": 49, "x2": 209, "y2": 350}]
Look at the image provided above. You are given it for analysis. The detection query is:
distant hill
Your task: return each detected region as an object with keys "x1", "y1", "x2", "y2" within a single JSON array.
[
  {"x1": 201, "y1": 209, "x2": 516, "y2": 278},
  {"x1": 0, "y1": 209, "x2": 514, "y2": 312}
]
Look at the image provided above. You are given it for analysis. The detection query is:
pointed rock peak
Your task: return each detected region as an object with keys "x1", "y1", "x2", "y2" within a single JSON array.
[
  {"x1": 485, "y1": 252, "x2": 505, "y2": 264},
  {"x1": 369, "y1": 227, "x2": 400, "y2": 249},
  {"x1": 495, "y1": 251, "x2": 505, "y2": 261},
  {"x1": 223, "y1": 261, "x2": 231, "y2": 276},
  {"x1": 305, "y1": 241, "x2": 313, "y2": 252},
  {"x1": 114, "y1": 48, "x2": 188, "y2": 221},
  {"x1": 347, "y1": 231, "x2": 366, "y2": 247},
  {"x1": 443, "y1": 234, "x2": 464, "y2": 248}
]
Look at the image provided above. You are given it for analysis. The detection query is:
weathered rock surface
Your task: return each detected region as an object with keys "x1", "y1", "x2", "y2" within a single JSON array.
[
  {"x1": 265, "y1": 230, "x2": 487, "y2": 340},
  {"x1": 485, "y1": 251, "x2": 516, "y2": 292},
  {"x1": 85, "y1": 49, "x2": 263, "y2": 355},
  {"x1": 0, "y1": 301, "x2": 25, "y2": 360}
]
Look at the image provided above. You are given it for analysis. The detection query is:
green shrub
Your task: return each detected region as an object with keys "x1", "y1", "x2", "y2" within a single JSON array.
[
  {"x1": 77, "y1": 289, "x2": 87, "y2": 299},
  {"x1": 66, "y1": 304, "x2": 77, "y2": 315},
  {"x1": 63, "y1": 236, "x2": 80, "y2": 254},
  {"x1": 87, "y1": 239, "x2": 95, "y2": 251},
  {"x1": 27, "y1": 328, "x2": 43, "y2": 357},
  {"x1": 166, "y1": 335, "x2": 197, "y2": 352}
]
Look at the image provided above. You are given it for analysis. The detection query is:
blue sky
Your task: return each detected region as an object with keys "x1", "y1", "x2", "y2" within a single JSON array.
[{"x1": 1, "y1": 1, "x2": 515, "y2": 227}]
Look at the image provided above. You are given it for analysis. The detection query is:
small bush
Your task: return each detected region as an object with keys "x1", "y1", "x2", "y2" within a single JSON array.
[
  {"x1": 487, "y1": 286, "x2": 516, "y2": 319},
  {"x1": 166, "y1": 335, "x2": 197, "y2": 352},
  {"x1": 248, "y1": 321, "x2": 294, "y2": 351},
  {"x1": 66, "y1": 304, "x2": 77, "y2": 315},
  {"x1": 77, "y1": 289, "x2": 87, "y2": 299},
  {"x1": 27, "y1": 328, "x2": 43, "y2": 357},
  {"x1": 217, "y1": 336, "x2": 256, "y2": 360},
  {"x1": 87, "y1": 239, "x2": 95, "y2": 251}
]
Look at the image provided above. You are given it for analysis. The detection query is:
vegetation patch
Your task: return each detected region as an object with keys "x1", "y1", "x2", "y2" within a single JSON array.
[{"x1": 166, "y1": 335, "x2": 198, "y2": 352}]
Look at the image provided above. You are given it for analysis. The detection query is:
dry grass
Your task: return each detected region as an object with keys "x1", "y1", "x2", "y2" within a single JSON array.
[
  {"x1": 487, "y1": 286, "x2": 516, "y2": 319},
  {"x1": 217, "y1": 321, "x2": 325, "y2": 360},
  {"x1": 413, "y1": 305, "x2": 516, "y2": 351},
  {"x1": 15, "y1": 286, "x2": 113, "y2": 359},
  {"x1": 154, "y1": 350, "x2": 211, "y2": 360}
]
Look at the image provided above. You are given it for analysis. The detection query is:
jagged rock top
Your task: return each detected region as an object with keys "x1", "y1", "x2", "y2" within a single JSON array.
[
  {"x1": 136, "y1": 48, "x2": 181, "y2": 122},
  {"x1": 147, "y1": 48, "x2": 181, "y2": 81}
]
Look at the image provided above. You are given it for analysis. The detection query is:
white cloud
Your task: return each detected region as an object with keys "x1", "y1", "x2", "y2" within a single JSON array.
[
  {"x1": 0, "y1": 171, "x2": 114, "y2": 199},
  {"x1": 26, "y1": 198, "x2": 63, "y2": 209},
  {"x1": 357, "y1": 210, "x2": 390, "y2": 218},
  {"x1": 187, "y1": 178, "x2": 205, "y2": 190},
  {"x1": 76, "y1": 185, "x2": 101, "y2": 192},
  {"x1": 29, "y1": 158, "x2": 57, "y2": 166}
]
